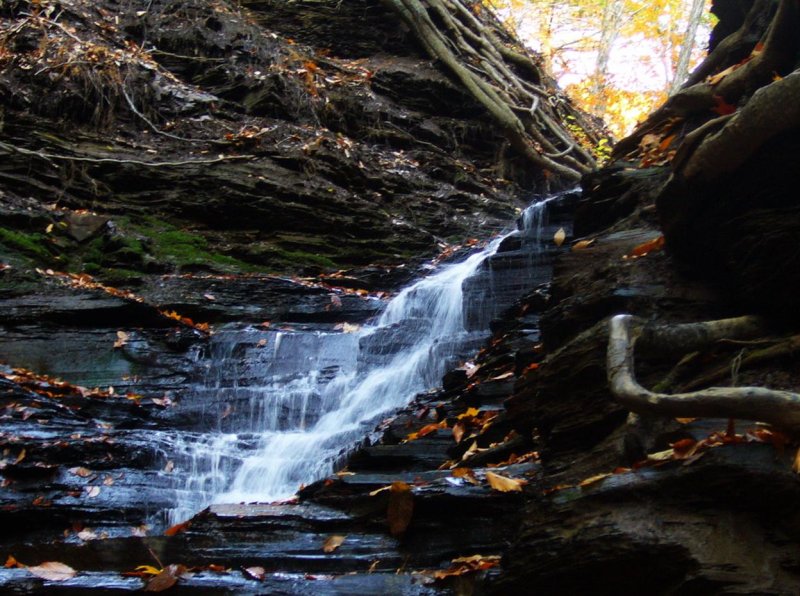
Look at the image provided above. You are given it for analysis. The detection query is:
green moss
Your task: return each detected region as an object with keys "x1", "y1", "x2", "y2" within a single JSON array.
[
  {"x1": 0, "y1": 227, "x2": 51, "y2": 261},
  {"x1": 269, "y1": 247, "x2": 337, "y2": 269}
]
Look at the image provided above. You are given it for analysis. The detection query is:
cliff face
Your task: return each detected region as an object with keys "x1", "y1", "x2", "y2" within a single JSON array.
[{"x1": 1, "y1": 0, "x2": 551, "y2": 290}]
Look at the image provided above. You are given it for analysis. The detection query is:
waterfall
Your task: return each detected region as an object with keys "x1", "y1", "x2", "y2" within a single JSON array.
[{"x1": 166, "y1": 192, "x2": 568, "y2": 522}]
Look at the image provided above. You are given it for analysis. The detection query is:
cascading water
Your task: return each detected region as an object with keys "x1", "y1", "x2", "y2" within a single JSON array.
[{"x1": 166, "y1": 192, "x2": 569, "y2": 523}]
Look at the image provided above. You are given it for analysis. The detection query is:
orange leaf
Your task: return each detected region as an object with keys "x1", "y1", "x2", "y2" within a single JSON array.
[
  {"x1": 387, "y1": 481, "x2": 413, "y2": 537},
  {"x1": 322, "y1": 535, "x2": 345, "y2": 553},
  {"x1": 625, "y1": 235, "x2": 665, "y2": 259},
  {"x1": 164, "y1": 519, "x2": 191, "y2": 537},
  {"x1": 711, "y1": 95, "x2": 736, "y2": 116},
  {"x1": 658, "y1": 134, "x2": 677, "y2": 152},
  {"x1": 485, "y1": 471, "x2": 524, "y2": 492},
  {"x1": 452, "y1": 467, "x2": 480, "y2": 485},
  {"x1": 5, "y1": 555, "x2": 21, "y2": 569},
  {"x1": 670, "y1": 438, "x2": 698, "y2": 458}
]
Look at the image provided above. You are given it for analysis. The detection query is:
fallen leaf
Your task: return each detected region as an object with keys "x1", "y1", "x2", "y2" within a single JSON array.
[
  {"x1": 553, "y1": 227, "x2": 566, "y2": 247},
  {"x1": 488, "y1": 371, "x2": 514, "y2": 381},
  {"x1": 624, "y1": 235, "x2": 665, "y2": 259},
  {"x1": 257, "y1": 339, "x2": 267, "y2": 347},
  {"x1": 792, "y1": 448, "x2": 800, "y2": 474},
  {"x1": 113, "y1": 331, "x2": 129, "y2": 349},
  {"x1": 387, "y1": 481, "x2": 413, "y2": 537},
  {"x1": 77, "y1": 529, "x2": 98, "y2": 541},
  {"x1": 647, "y1": 448, "x2": 675, "y2": 462},
  {"x1": 572, "y1": 239, "x2": 595, "y2": 251},
  {"x1": 163, "y1": 461, "x2": 175, "y2": 473},
  {"x1": 85, "y1": 486, "x2": 100, "y2": 498},
  {"x1": 27, "y1": 561, "x2": 76, "y2": 582},
  {"x1": 134, "y1": 565, "x2": 162, "y2": 576},
  {"x1": 144, "y1": 564, "x2": 186, "y2": 592},
  {"x1": 485, "y1": 471, "x2": 524, "y2": 492},
  {"x1": 452, "y1": 421, "x2": 466, "y2": 444},
  {"x1": 452, "y1": 467, "x2": 480, "y2": 485},
  {"x1": 242, "y1": 566, "x2": 266, "y2": 581},
  {"x1": 14, "y1": 449, "x2": 26, "y2": 464},
  {"x1": 461, "y1": 441, "x2": 479, "y2": 461},
  {"x1": 671, "y1": 438, "x2": 698, "y2": 459},
  {"x1": 578, "y1": 472, "x2": 611, "y2": 488},
  {"x1": 203, "y1": 294, "x2": 216, "y2": 301},
  {"x1": 322, "y1": 535, "x2": 345, "y2": 553},
  {"x1": 457, "y1": 408, "x2": 480, "y2": 420},
  {"x1": 164, "y1": 519, "x2": 191, "y2": 536},
  {"x1": 711, "y1": 94, "x2": 736, "y2": 115},
  {"x1": 5, "y1": 555, "x2": 20, "y2": 568},
  {"x1": 103, "y1": 475, "x2": 114, "y2": 486}
]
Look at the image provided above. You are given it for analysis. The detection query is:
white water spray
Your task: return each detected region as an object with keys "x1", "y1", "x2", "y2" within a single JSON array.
[{"x1": 167, "y1": 194, "x2": 563, "y2": 519}]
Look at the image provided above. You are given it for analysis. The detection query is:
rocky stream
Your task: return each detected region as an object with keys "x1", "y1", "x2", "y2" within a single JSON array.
[{"x1": 3, "y1": 0, "x2": 800, "y2": 594}]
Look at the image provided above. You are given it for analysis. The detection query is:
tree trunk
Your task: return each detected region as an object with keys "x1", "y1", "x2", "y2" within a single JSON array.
[{"x1": 669, "y1": 0, "x2": 708, "y2": 95}]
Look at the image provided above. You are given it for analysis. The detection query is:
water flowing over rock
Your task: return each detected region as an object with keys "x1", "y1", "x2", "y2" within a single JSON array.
[{"x1": 163, "y1": 193, "x2": 572, "y2": 522}]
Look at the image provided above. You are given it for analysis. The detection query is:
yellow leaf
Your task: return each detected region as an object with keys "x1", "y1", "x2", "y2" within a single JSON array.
[
  {"x1": 485, "y1": 471, "x2": 524, "y2": 492},
  {"x1": 457, "y1": 408, "x2": 480, "y2": 420},
  {"x1": 322, "y1": 535, "x2": 346, "y2": 553},
  {"x1": 578, "y1": 472, "x2": 611, "y2": 488},
  {"x1": 553, "y1": 227, "x2": 566, "y2": 247}
]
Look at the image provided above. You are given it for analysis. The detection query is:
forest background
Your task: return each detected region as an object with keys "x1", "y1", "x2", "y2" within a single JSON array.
[{"x1": 487, "y1": 0, "x2": 713, "y2": 138}]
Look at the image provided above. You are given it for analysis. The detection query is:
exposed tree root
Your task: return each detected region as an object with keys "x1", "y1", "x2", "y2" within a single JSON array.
[
  {"x1": 608, "y1": 314, "x2": 800, "y2": 433},
  {"x1": 380, "y1": 0, "x2": 599, "y2": 182}
]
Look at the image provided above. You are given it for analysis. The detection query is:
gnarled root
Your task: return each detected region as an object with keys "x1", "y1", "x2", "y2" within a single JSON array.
[{"x1": 608, "y1": 314, "x2": 800, "y2": 432}]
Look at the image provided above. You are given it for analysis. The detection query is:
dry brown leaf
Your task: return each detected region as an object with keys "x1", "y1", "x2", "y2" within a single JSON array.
[
  {"x1": 387, "y1": 481, "x2": 413, "y2": 537},
  {"x1": 5, "y1": 555, "x2": 20, "y2": 568},
  {"x1": 27, "y1": 561, "x2": 77, "y2": 582},
  {"x1": 15, "y1": 449, "x2": 26, "y2": 464},
  {"x1": 572, "y1": 239, "x2": 596, "y2": 251},
  {"x1": 85, "y1": 486, "x2": 101, "y2": 498},
  {"x1": 485, "y1": 471, "x2": 524, "y2": 493},
  {"x1": 113, "y1": 331, "x2": 129, "y2": 349},
  {"x1": 792, "y1": 448, "x2": 800, "y2": 474},
  {"x1": 322, "y1": 535, "x2": 346, "y2": 553},
  {"x1": 452, "y1": 421, "x2": 466, "y2": 444},
  {"x1": 144, "y1": 564, "x2": 185, "y2": 592},
  {"x1": 452, "y1": 467, "x2": 480, "y2": 485},
  {"x1": 553, "y1": 227, "x2": 566, "y2": 247}
]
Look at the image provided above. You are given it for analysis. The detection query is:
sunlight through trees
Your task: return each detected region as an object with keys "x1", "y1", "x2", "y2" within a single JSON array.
[{"x1": 487, "y1": 0, "x2": 714, "y2": 137}]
